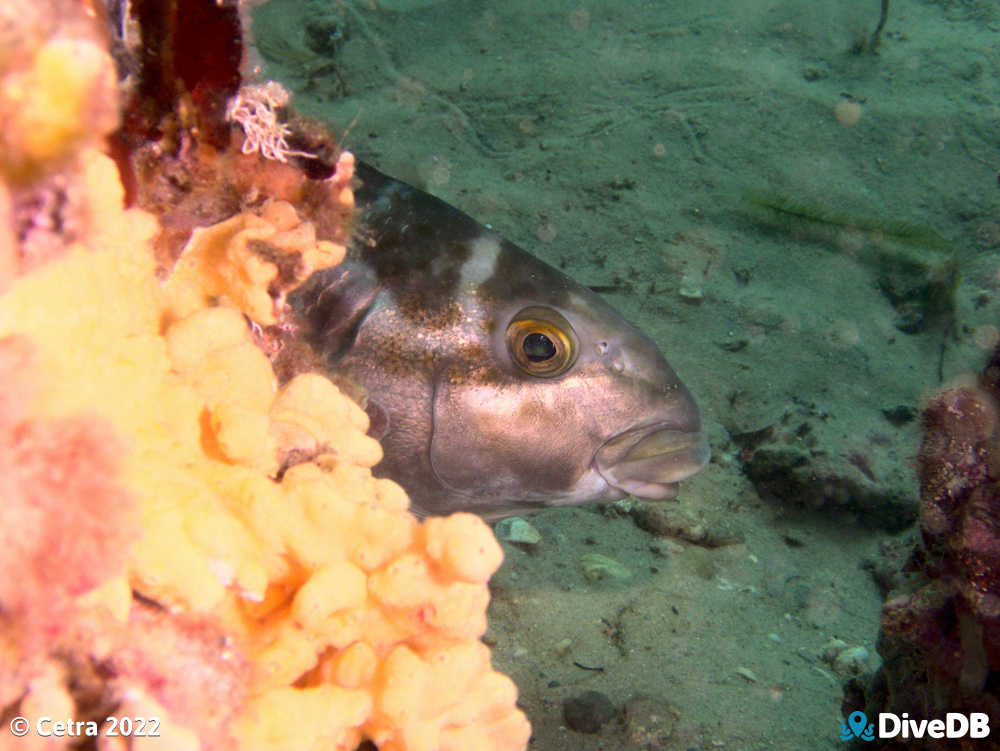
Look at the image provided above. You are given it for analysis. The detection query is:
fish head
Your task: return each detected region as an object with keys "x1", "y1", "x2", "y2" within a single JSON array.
[
  {"x1": 293, "y1": 162, "x2": 709, "y2": 517},
  {"x1": 425, "y1": 249, "x2": 710, "y2": 517}
]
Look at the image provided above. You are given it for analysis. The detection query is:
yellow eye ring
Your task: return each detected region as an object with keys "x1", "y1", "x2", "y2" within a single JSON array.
[{"x1": 505, "y1": 306, "x2": 578, "y2": 377}]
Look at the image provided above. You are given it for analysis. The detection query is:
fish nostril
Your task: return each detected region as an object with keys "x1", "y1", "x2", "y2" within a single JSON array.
[{"x1": 596, "y1": 340, "x2": 609, "y2": 355}]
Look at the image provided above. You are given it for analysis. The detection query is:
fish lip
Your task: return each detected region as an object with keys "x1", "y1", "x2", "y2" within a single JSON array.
[{"x1": 594, "y1": 422, "x2": 711, "y2": 500}]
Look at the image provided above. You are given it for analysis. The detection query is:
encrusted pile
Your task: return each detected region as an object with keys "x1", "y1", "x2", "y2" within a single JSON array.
[
  {"x1": 845, "y1": 352, "x2": 1000, "y2": 745},
  {"x1": 0, "y1": 1, "x2": 530, "y2": 749}
]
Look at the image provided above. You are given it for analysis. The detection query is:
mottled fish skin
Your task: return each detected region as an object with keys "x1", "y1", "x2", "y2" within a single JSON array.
[{"x1": 290, "y1": 161, "x2": 710, "y2": 518}]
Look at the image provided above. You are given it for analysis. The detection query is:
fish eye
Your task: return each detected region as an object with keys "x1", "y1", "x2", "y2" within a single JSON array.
[{"x1": 505, "y1": 306, "x2": 578, "y2": 377}]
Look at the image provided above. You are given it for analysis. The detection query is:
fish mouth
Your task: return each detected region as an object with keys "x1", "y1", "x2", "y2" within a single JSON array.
[{"x1": 594, "y1": 423, "x2": 711, "y2": 500}]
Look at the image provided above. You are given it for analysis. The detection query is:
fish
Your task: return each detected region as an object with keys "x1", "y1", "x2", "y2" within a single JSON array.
[{"x1": 289, "y1": 161, "x2": 710, "y2": 518}]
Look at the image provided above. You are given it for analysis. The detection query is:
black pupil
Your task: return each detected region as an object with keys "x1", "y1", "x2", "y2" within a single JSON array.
[{"x1": 523, "y1": 332, "x2": 556, "y2": 362}]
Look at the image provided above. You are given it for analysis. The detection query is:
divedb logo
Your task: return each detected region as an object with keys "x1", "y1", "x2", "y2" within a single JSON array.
[{"x1": 840, "y1": 711, "x2": 991, "y2": 741}]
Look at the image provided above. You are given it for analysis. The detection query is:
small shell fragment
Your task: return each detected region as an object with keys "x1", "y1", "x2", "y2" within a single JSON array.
[
  {"x1": 579, "y1": 553, "x2": 632, "y2": 582},
  {"x1": 494, "y1": 517, "x2": 542, "y2": 546}
]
